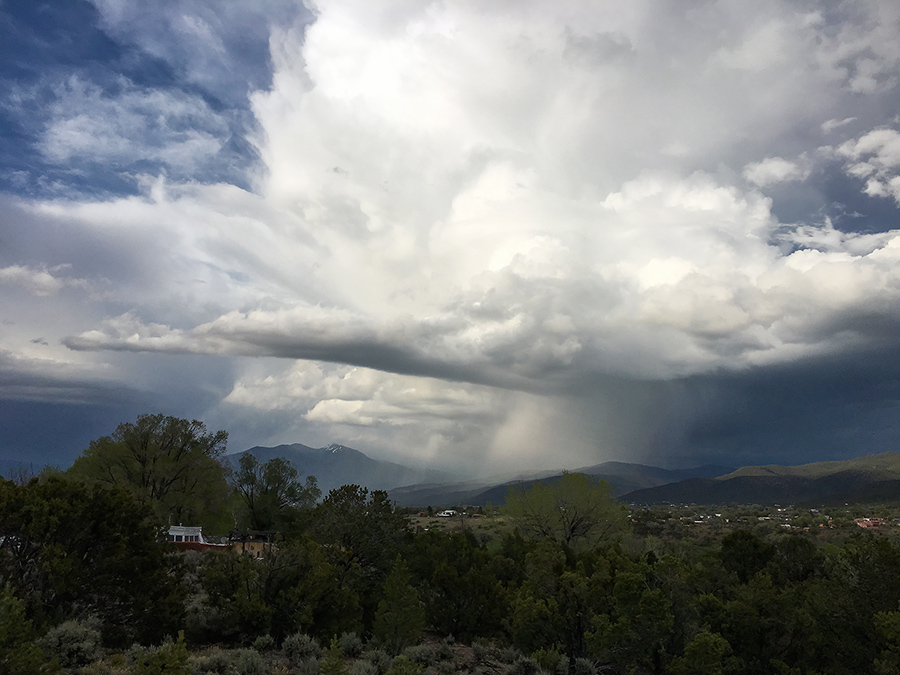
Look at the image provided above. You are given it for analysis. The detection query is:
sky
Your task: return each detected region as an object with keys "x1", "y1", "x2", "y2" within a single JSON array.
[{"x1": 2, "y1": 0, "x2": 900, "y2": 477}]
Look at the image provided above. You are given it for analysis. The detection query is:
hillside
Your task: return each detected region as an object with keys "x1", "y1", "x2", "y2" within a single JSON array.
[
  {"x1": 719, "y1": 451, "x2": 900, "y2": 481},
  {"x1": 623, "y1": 452, "x2": 900, "y2": 505},
  {"x1": 389, "y1": 462, "x2": 733, "y2": 508}
]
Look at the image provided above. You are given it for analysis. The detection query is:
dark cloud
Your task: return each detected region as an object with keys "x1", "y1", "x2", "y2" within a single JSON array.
[{"x1": 3, "y1": 1, "x2": 900, "y2": 476}]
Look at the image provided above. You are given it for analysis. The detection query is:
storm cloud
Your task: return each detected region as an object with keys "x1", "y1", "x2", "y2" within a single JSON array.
[{"x1": 2, "y1": 0, "x2": 900, "y2": 474}]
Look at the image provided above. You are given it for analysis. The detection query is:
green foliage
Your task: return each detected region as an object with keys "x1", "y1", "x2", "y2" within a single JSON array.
[
  {"x1": 359, "y1": 649, "x2": 392, "y2": 675},
  {"x1": 189, "y1": 648, "x2": 233, "y2": 674},
  {"x1": 373, "y1": 559, "x2": 425, "y2": 655},
  {"x1": 586, "y1": 568, "x2": 676, "y2": 672},
  {"x1": 506, "y1": 655, "x2": 540, "y2": 675},
  {"x1": 295, "y1": 657, "x2": 322, "y2": 675},
  {"x1": 251, "y1": 634, "x2": 275, "y2": 652},
  {"x1": 314, "y1": 485, "x2": 410, "y2": 574},
  {"x1": 349, "y1": 660, "x2": 380, "y2": 675},
  {"x1": 504, "y1": 473, "x2": 628, "y2": 550},
  {"x1": 530, "y1": 648, "x2": 566, "y2": 674},
  {"x1": 132, "y1": 632, "x2": 190, "y2": 675},
  {"x1": 0, "y1": 476, "x2": 182, "y2": 645},
  {"x1": 719, "y1": 530, "x2": 774, "y2": 583},
  {"x1": 669, "y1": 631, "x2": 740, "y2": 675},
  {"x1": 232, "y1": 454, "x2": 320, "y2": 532},
  {"x1": 283, "y1": 633, "x2": 322, "y2": 664},
  {"x1": 406, "y1": 530, "x2": 508, "y2": 641},
  {"x1": 196, "y1": 539, "x2": 359, "y2": 643},
  {"x1": 0, "y1": 587, "x2": 56, "y2": 675},
  {"x1": 68, "y1": 414, "x2": 230, "y2": 532},
  {"x1": 338, "y1": 632, "x2": 364, "y2": 658},
  {"x1": 321, "y1": 638, "x2": 348, "y2": 675},
  {"x1": 232, "y1": 648, "x2": 267, "y2": 675},
  {"x1": 384, "y1": 655, "x2": 423, "y2": 675},
  {"x1": 400, "y1": 644, "x2": 435, "y2": 666},
  {"x1": 313, "y1": 485, "x2": 411, "y2": 631},
  {"x1": 874, "y1": 604, "x2": 900, "y2": 674},
  {"x1": 571, "y1": 657, "x2": 595, "y2": 675},
  {"x1": 38, "y1": 616, "x2": 102, "y2": 669}
]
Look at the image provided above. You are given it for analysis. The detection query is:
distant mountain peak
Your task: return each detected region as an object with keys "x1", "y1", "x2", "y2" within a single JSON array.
[{"x1": 232, "y1": 441, "x2": 454, "y2": 494}]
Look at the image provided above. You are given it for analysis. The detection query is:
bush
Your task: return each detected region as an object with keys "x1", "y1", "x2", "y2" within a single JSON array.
[
  {"x1": 284, "y1": 634, "x2": 322, "y2": 663},
  {"x1": 233, "y1": 649, "x2": 267, "y2": 675},
  {"x1": 385, "y1": 655, "x2": 423, "y2": 675},
  {"x1": 132, "y1": 632, "x2": 191, "y2": 675},
  {"x1": 506, "y1": 656, "x2": 541, "y2": 675},
  {"x1": 401, "y1": 645, "x2": 436, "y2": 666},
  {"x1": 39, "y1": 616, "x2": 103, "y2": 668},
  {"x1": 436, "y1": 637, "x2": 455, "y2": 662},
  {"x1": 0, "y1": 588, "x2": 53, "y2": 675},
  {"x1": 190, "y1": 648, "x2": 232, "y2": 674},
  {"x1": 572, "y1": 658, "x2": 596, "y2": 675},
  {"x1": 496, "y1": 647, "x2": 521, "y2": 665},
  {"x1": 349, "y1": 660, "x2": 379, "y2": 675},
  {"x1": 294, "y1": 656, "x2": 321, "y2": 675},
  {"x1": 81, "y1": 653, "x2": 132, "y2": 675},
  {"x1": 339, "y1": 632, "x2": 364, "y2": 658},
  {"x1": 530, "y1": 649, "x2": 565, "y2": 675},
  {"x1": 321, "y1": 638, "x2": 348, "y2": 675},
  {"x1": 361, "y1": 649, "x2": 392, "y2": 675},
  {"x1": 253, "y1": 635, "x2": 276, "y2": 652}
]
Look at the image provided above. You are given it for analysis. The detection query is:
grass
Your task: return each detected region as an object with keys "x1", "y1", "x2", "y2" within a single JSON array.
[{"x1": 407, "y1": 514, "x2": 513, "y2": 548}]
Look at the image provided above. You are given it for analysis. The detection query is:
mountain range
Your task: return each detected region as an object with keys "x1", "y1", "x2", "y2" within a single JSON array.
[
  {"x1": 231, "y1": 443, "x2": 456, "y2": 496},
  {"x1": 621, "y1": 451, "x2": 900, "y2": 505},
  {"x1": 230, "y1": 442, "x2": 732, "y2": 506},
  {"x1": 233, "y1": 442, "x2": 900, "y2": 507}
]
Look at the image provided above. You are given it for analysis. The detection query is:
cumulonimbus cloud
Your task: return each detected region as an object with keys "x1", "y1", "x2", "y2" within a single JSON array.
[{"x1": 6, "y1": 0, "x2": 900, "y2": 468}]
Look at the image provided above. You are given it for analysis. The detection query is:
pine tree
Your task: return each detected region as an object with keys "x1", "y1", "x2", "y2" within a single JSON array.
[{"x1": 373, "y1": 558, "x2": 426, "y2": 655}]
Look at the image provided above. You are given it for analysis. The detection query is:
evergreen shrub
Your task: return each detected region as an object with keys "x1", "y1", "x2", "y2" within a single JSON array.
[
  {"x1": 39, "y1": 616, "x2": 103, "y2": 668},
  {"x1": 339, "y1": 632, "x2": 364, "y2": 658},
  {"x1": 284, "y1": 634, "x2": 322, "y2": 663},
  {"x1": 233, "y1": 649, "x2": 267, "y2": 675}
]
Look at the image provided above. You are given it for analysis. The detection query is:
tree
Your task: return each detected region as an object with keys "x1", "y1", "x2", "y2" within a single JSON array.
[
  {"x1": 373, "y1": 558, "x2": 425, "y2": 655},
  {"x1": 232, "y1": 454, "x2": 320, "y2": 531},
  {"x1": 0, "y1": 476, "x2": 182, "y2": 646},
  {"x1": 669, "y1": 631, "x2": 741, "y2": 675},
  {"x1": 68, "y1": 414, "x2": 230, "y2": 529},
  {"x1": 504, "y1": 473, "x2": 628, "y2": 551},
  {"x1": 313, "y1": 485, "x2": 410, "y2": 573},
  {"x1": 313, "y1": 485, "x2": 411, "y2": 630},
  {"x1": 0, "y1": 587, "x2": 54, "y2": 675}
]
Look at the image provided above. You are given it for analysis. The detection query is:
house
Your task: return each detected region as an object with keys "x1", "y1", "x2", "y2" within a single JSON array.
[
  {"x1": 855, "y1": 518, "x2": 886, "y2": 529},
  {"x1": 166, "y1": 525, "x2": 207, "y2": 544},
  {"x1": 436, "y1": 509, "x2": 457, "y2": 517},
  {"x1": 228, "y1": 530, "x2": 278, "y2": 557},
  {"x1": 166, "y1": 525, "x2": 227, "y2": 552}
]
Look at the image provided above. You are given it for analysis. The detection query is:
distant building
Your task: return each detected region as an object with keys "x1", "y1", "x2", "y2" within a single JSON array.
[
  {"x1": 228, "y1": 530, "x2": 278, "y2": 557},
  {"x1": 166, "y1": 525, "x2": 227, "y2": 552},
  {"x1": 855, "y1": 518, "x2": 885, "y2": 529},
  {"x1": 166, "y1": 525, "x2": 206, "y2": 544},
  {"x1": 436, "y1": 509, "x2": 457, "y2": 517}
]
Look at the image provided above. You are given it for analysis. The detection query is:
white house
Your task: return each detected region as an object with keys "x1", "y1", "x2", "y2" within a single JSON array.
[{"x1": 166, "y1": 525, "x2": 207, "y2": 544}]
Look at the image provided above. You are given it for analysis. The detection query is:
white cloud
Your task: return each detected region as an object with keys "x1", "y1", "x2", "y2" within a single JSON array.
[
  {"x1": 0, "y1": 265, "x2": 66, "y2": 296},
  {"x1": 38, "y1": 77, "x2": 230, "y2": 174},
  {"x1": 838, "y1": 128, "x2": 900, "y2": 204},
  {"x1": 7, "y1": 0, "x2": 900, "y2": 469},
  {"x1": 743, "y1": 157, "x2": 811, "y2": 187}
]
